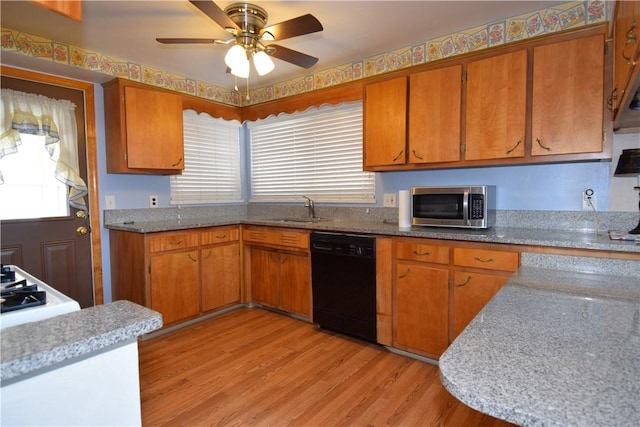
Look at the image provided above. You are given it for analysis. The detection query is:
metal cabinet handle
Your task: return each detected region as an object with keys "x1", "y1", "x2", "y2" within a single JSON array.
[
  {"x1": 411, "y1": 149, "x2": 423, "y2": 160},
  {"x1": 473, "y1": 256, "x2": 495, "y2": 263},
  {"x1": 203, "y1": 249, "x2": 213, "y2": 260},
  {"x1": 506, "y1": 139, "x2": 522, "y2": 154},
  {"x1": 392, "y1": 150, "x2": 404, "y2": 162},
  {"x1": 412, "y1": 250, "x2": 430, "y2": 256},
  {"x1": 172, "y1": 157, "x2": 184, "y2": 167},
  {"x1": 216, "y1": 234, "x2": 227, "y2": 240},
  {"x1": 623, "y1": 22, "x2": 638, "y2": 64},
  {"x1": 456, "y1": 276, "x2": 472, "y2": 287},
  {"x1": 535, "y1": 138, "x2": 552, "y2": 151},
  {"x1": 169, "y1": 240, "x2": 183, "y2": 245},
  {"x1": 398, "y1": 268, "x2": 411, "y2": 279},
  {"x1": 188, "y1": 254, "x2": 197, "y2": 262}
]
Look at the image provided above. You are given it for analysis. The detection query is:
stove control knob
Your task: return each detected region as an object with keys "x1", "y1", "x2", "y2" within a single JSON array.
[{"x1": 76, "y1": 226, "x2": 89, "y2": 236}]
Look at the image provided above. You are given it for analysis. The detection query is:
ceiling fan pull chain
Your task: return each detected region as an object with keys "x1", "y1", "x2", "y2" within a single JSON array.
[{"x1": 246, "y1": 78, "x2": 250, "y2": 101}]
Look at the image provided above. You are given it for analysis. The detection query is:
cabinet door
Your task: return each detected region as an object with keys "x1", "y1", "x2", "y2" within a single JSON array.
[
  {"x1": 409, "y1": 65, "x2": 462, "y2": 164},
  {"x1": 394, "y1": 262, "x2": 449, "y2": 357},
  {"x1": 124, "y1": 86, "x2": 184, "y2": 170},
  {"x1": 363, "y1": 77, "x2": 407, "y2": 167},
  {"x1": 465, "y1": 50, "x2": 527, "y2": 160},
  {"x1": 250, "y1": 247, "x2": 280, "y2": 308},
  {"x1": 201, "y1": 242, "x2": 240, "y2": 312},
  {"x1": 451, "y1": 271, "x2": 508, "y2": 339},
  {"x1": 280, "y1": 252, "x2": 311, "y2": 318},
  {"x1": 531, "y1": 34, "x2": 604, "y2": 156},
  {"x1": 613, "y1": 0, "x2": 640, "y2": 114},
  {"x1": 150, "y1": 250, "x2": 199, "y2": 325}
]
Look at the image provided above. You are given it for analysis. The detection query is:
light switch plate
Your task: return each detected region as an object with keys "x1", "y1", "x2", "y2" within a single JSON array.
[{"x1": 105, "y1": 195, "x2": 116, "y2": 210}]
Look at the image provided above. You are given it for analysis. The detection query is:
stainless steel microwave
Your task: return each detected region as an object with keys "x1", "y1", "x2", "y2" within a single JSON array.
[{"x1": 411, "y1": 185, "x2": 496, "y2": 229}]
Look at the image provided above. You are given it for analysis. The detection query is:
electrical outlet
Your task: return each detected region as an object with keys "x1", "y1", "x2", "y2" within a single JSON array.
[
  {"x1": 105, "y1": 195, "x2": 116, "y2": 210},
  {"x1": 582, "y1": 188, "x2": 596, "y2": 211},
  {"x1": 383, "y1": 193, "x2": 397, "y2": 207},
  {"x1": 149, "y1": 195, "x2": 159, "y2": 208}
]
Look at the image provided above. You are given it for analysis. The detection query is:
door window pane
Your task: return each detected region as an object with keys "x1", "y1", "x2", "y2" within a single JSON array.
[{"x1": 0, "y1": 134, "x2": 69, "y2": 220}]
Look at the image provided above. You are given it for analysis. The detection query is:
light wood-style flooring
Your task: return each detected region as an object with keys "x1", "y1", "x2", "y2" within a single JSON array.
[{"x1": 138, "y1": 308, "x2": 514, "y2": 427}]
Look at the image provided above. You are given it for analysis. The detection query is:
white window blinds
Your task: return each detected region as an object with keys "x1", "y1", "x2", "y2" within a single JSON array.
[
  {"x1": 248, "y1": 102, "x2": 375, "y2": 203},
  {"x1": 170, "y1": 110, "x2": 242, "y2": 204}
]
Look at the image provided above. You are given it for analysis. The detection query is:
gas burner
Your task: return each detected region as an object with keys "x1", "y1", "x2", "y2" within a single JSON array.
[{"x1": 1, "y1": 264, "x2": 16, "y2": 283}]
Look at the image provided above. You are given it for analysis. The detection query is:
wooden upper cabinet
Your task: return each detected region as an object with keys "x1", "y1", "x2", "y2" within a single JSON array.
[
  {"x1": 363, "y1": 77, "x2": 407, "y2": 167},
  {"x1": 103, "y1": 78, "x2": 184, "y2": 174},
  {"x1": 465, "y1": 50, "x2": 527, "y2": 161},
  {"x1": 531, "y1": 34, "x2": 605, "y2": 156},
  {"x1": 613, "y1": 0, "x2": 639, "y2": 113},
  {"x1": 409, "y1": 65, "x2": 462, "y2": 164}
]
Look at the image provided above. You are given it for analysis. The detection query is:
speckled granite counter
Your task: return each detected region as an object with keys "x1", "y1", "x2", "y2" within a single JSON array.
[
  {"x1": 104, "y1": 214, "x2": 640, "y2": 254},
  {"x1": 0, "y1": 300, "x2": 162, "y2": 382},
  {"x1": 439, "y1": 265, "x2": 640, "y2": 427}
]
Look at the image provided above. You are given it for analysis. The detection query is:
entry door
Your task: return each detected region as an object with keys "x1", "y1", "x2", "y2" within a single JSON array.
[{"x1": 0, "y1": 76, "x2": 94, "y2": 308}]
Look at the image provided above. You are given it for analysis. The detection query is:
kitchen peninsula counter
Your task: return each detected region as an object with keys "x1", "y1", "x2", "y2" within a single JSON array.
[
  {"x1": 104, "y1": 214, "x2": 640, "y2": 254},
  {"x1": 439, "y1": 265, "x2": 640, "y2": 426}
]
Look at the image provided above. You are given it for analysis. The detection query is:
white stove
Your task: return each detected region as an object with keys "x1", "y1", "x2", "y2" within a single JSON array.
[{"x1": 0, "y1": 265, "x2": 80, "y2": 329}]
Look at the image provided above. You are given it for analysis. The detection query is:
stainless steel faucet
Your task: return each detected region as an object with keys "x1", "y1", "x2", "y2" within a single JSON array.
[{"x1": 302, "y1": 196, "x2": 315, "y2": 218}]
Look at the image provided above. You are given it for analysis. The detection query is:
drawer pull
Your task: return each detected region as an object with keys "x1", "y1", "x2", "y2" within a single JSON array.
[
  {"x1": 188, "y1": 254, "x2": 197, "y2": 262},
  {"x1": 413, "y1": 250, "x2": 430, "y2": 256},
  {"x1": 473, "y1": 256, "x2": 495, "y2": 263},
  {"x1": 216, "y1": 234, "x2": 227, "y2": 239},
  {"x1": 169, "y1": 240, "x2": 183, "y2": 246},
  {"x1": 398, "y1": 268, "x2": 411, "y2": 279},
  {"x1": 456, "y1": 276, "x2": 472, "y2": 287}
]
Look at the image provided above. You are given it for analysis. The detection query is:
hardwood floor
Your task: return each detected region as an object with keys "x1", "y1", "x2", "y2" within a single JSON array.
[{"x1": 138, "y1": 308, "x2": 514, "y2": 427}]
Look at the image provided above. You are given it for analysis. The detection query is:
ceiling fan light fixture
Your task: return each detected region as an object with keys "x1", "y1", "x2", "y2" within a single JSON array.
[
  {"x1": 224, "y1": 44, "x2": 246, "y2": 69},
  {"x1": 253, "y1": 50, "x2": 275, "y2": 76},
  {"x1": 231, "y1": 55, "x2": 250, "y2": 78}
]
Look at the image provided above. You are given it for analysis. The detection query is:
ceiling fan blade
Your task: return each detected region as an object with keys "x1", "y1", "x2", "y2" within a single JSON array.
[
  {"x1": 261, "y1": 14, "x2": 323, "y2": 41},
  {"x1": 189, "y1": 0, "x2": 240, "y2": 32},
  {"x1": 268, "y1": 45, "x2": 319, "y2": 69},
  {"x1": 156, "y1": 38, "x2": 224, "y2": 44}
]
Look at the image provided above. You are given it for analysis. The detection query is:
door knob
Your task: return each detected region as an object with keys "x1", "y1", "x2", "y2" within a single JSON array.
[
  {"x1": 76, "y1": 210, "x2": 87, "y2": 219},
  {"x1": 76, "y1": 226, "x2": 89, "y2": 236}
]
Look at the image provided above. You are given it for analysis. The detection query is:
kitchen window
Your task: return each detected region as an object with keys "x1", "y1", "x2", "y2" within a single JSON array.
[
  {"x1": 170, "y1": 110, "x2": 242, "y2": 204},
  {"x1": 248, "y1": 101, "x2": 375, "y2": 203}
]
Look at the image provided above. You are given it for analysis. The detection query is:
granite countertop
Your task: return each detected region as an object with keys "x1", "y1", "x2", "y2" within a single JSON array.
[
  {"x1": 439, "y1": 266, "x2": 640, "y2": 427},
  {"x1": 104, "y1": 215, "x2": 640, "y2": 254},
  {"x1": 0, "y1": 300, "x2": 162, "y2": 382}
]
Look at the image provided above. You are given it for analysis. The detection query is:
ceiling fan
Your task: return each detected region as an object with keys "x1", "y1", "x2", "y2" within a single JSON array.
[{"x1": 156, "y1": 0, "x2": 323, "y2": 78}]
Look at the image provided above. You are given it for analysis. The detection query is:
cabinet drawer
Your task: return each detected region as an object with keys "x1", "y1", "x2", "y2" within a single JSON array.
[
  {"x1": 243, "y1": 228, "x2": 309, "y2": 249},
  {"x1": 149, "y1": 233, "x2": 199, "y2": 253},
  {"x1": 395, "y1": 241, "x2": 449, "y2": 264},
  {"x1": 201, "y1": 227, "x2": 239, "y2": 245},
  {"x1": 453, "y1": 247, "x2": 519, "y2": 272}
]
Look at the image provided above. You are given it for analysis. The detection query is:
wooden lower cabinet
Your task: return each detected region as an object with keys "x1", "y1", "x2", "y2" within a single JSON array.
[
  {"x1": 392, "y1": 237, "x2": 520, "y2": 359},
  {"x1": 201, "y1": 241, "x2": 241, "y2": 312},
  {"x1": 150, "y1": 249, "x2": 200, "y2": 325},
  {"x1": 395, "y1": 262, "x2": 449, "y2": 357},
  {"x1": 109, "y1": 225, "x2": 240, "y2": 327},
  {"x1": 244, "y1": 226, "x2": 311, "y2": 319},
  {"x1": 451, "y1": 271, "x2": 508, "y2": 339}
]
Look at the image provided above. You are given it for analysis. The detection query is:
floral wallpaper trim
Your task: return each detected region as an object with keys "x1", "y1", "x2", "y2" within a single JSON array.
[{"x1": 1, "y1": 0, "x2": 606, "y2": 108}]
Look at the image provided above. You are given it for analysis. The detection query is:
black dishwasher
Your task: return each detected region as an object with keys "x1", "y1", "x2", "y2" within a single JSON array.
[{"x1": 311, "y1": 232, "x2": 376, "y2": 343}]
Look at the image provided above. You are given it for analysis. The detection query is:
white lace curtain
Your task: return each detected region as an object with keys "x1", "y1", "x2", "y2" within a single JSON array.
[{"x1": 0, "y1": 88, "x2": 88, "y2": 210}]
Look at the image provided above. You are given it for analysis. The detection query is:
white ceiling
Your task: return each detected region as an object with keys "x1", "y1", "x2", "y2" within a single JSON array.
[{"x1": 1, "y1": 0, "x2": 568, "y2": 90}]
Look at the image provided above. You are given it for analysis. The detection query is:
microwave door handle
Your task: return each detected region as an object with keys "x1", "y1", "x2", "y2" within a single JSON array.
[{"x1": 463, "y1": 191, "x2": 470, "y2": 225}]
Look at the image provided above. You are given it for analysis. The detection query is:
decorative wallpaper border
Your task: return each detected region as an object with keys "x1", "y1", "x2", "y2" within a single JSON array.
[{"x1": 1, "y1": 0, "x2": 607, "y2": 107}]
